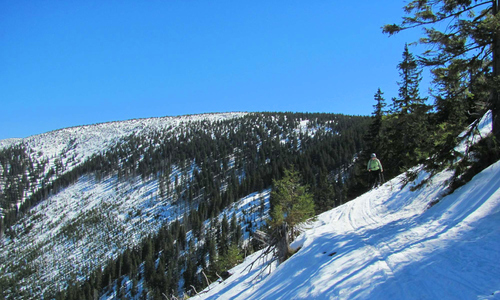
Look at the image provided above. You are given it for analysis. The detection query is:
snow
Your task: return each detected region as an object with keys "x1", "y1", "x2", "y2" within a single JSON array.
[
  {"x1": 0, "y1": 138, "x2": 22, "y2": 149},
  {"x1": 455, "y1": 110, "x2": 493, "y2": 154},
  {"x1": 211, "y1": 190, "x2": 271, "y2": 241}
]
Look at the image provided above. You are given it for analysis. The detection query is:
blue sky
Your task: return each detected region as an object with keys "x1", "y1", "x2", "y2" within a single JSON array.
[{"x1": 0, "y1": 1, "x2": 427, "y2": 140}]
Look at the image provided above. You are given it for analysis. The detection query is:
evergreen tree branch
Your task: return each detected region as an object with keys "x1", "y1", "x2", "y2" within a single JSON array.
[{"x1": 383, "y1": 2, "x2": 490, "y2": 35}]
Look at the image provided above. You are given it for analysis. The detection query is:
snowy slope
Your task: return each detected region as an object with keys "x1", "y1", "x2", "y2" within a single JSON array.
[
  {"x1": 0, "y1": 168, "x2": 270, "y2": 297},
  {"x1": 191, "y1": 160, "x2": 500, "y2": 300},
  {"x1": 3, "y1": 111, "x2": 496, "y2": 299},
  {"x1": 0, "y1": 138, "x2": 22, "y2": 149},
  {"x1": 191, "y1": 113, "x2": 500, "y2": 300}
]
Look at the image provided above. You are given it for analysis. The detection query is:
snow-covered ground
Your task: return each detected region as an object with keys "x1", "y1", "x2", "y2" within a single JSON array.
[
  {"x1": 191, "y1": 112, "x2": 500, "y2": 300},
  {"x1": 191, "y1": 160, "x2": 500, "y2": 300}
]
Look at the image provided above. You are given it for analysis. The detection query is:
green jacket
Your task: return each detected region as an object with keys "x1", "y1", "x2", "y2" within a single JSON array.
[{"x1": 367, "y1": 158, "x2": 383, "y2": 172}]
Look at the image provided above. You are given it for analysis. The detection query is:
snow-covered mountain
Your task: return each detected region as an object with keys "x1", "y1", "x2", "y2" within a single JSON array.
[
  {"x1": 0, "y1": 113, "x2": 250, "y2": 296},
  {"x1": 0, "y1": 112, "x2": 248, "y2": 206},
  {"x1": 0, "y1": 112, "x2": 247, "y2": 152},
  {"x1": 190, "y1": 112, "x2": 500, "y2": 300}
]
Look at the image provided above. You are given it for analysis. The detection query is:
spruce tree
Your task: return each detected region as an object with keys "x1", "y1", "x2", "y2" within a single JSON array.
[
  {"x1": 383, "y1": 0, "x2": 500, "y2": 142},
  {"x1": 367, "y1": 88, "x2": 387, "y2": 156},
  {"x1": 386, "y1": 45, "x2": 431, "y2": 173},
  {"x1": 269, "y1": 168, "x2": 315, "y2": 262}
]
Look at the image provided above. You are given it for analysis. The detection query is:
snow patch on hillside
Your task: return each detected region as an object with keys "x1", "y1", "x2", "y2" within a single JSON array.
[
  {"x1": 0, "y1": 138, "x2": 22, "y2": 149},
  {"x1": 455, "y1": 110, "x2": 493, "y2": 154}
]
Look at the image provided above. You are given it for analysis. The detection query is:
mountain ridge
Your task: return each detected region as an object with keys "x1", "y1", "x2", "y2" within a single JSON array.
[{"x1": 0, "y1": 112, "x2": 249, "y2": 144}]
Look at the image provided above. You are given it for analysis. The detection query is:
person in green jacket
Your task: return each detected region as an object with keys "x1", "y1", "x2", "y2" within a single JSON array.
[{"x1": 367, "y1": 153, "x2": 383, "y2": 188}]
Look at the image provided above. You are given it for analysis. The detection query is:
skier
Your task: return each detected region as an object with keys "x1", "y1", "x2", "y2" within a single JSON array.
[{"x1": 367, "y1": 153, "x2": 383, "y2": 188}]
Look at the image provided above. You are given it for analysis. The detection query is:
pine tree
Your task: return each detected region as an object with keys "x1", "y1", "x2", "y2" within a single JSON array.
[
  {"x1": 219, "y1": 244, "x2": 243, "y2": 271},
  {"x1": 218, "y1": 214, "x2": 230, "y2": 256}
]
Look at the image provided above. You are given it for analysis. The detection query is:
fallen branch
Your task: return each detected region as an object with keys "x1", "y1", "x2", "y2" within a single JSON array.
[
  {"x1": 190, "y1": 285, "x2": 198, "y2": 295},
  {"x1": 242, "y1": 244, "x2": 273, "y2": 273},
  {"x1": 202, "y1": 270, "x2": 212, "y2": 290},
  {"x1": 162, "y1": 292, "x2": 179, "y2": 300}
]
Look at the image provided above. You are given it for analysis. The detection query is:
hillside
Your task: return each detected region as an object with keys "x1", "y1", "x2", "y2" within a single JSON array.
[
  {"x1": 0, "y1": 113, "x2": 247, "y2": 207},
  {"x1": 0, "y1": 112, "x2": 370, "y2": 299},
  {"x1": 190, "y1": 112, "x2": 500, "y2": 300}
]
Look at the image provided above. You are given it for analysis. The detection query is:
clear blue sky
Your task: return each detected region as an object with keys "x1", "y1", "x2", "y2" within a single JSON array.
[{"x1": 0, "y1": 1, "x2": 427, "y2": 140}]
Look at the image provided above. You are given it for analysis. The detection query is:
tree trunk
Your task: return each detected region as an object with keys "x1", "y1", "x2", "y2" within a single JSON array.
[
  {"x1": 276, "y1": 223, "x2": 290, "y2": 263},
  {"x1": 493, "y1": 0, "x2": 500, "y2": 139}
]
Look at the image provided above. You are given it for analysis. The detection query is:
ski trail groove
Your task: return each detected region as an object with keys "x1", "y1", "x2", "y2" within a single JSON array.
[{"x1": 341, "y1": 184, "x2": 407, "y2": 294}]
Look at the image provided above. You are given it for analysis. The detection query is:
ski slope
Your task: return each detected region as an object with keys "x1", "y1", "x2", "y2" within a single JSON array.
[{"x1": 191, "y1": 112, "x2": 500, "y2": 299}]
